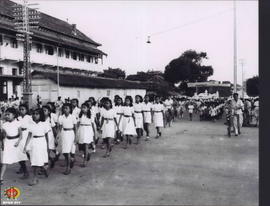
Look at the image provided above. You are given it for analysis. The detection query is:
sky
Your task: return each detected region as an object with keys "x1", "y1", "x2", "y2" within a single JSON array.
[{"x1": 16, "y1": 0, "x2": 258, "y2": 84}]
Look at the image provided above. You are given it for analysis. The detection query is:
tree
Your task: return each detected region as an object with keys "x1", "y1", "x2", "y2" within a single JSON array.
[
  {"x1": 98, "y1": 67, "x2": 126, "y2": 79},
  {"x1": 164, "y1": 50, "x2": 214, "y2": 84},
  {"x1": 126, "y1": 70, "x2": 164, "y2": 82},
  {"x1": 246, "y1": 76, "x2": 259, "y2": 97}
]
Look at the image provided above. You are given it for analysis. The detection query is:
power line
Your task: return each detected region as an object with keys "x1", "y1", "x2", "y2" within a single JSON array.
[{"x1": 149, "y1": 8, "x2": 233, "y2": 38}]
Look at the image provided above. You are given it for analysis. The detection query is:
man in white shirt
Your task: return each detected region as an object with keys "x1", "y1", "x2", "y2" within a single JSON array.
[
  {"x1": 231, "y1": 93, "x2": 244, "y2": 136},
  {"x1": 188, "y1": 102, "x2": 195, "y2": 121}
]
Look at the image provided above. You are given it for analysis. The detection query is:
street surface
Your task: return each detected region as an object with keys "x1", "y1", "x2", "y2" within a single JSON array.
[{"x1": 1, "y1": 113, "x2": 258, "y2": 205}]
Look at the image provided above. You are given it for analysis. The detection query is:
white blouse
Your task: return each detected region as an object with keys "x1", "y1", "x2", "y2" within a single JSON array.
[{"x1": 58, "y1": 114, "x2": 77, "y2": 129}]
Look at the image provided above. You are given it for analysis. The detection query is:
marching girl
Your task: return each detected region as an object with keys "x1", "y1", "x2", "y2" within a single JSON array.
[
  {"x1": 114, "y1": 96, "x2": 124, "y2": 144},
  {"x1": 0, "y1": 108, "x2": 29, "y2": 185},
  {"x1": 89, "y1": 97, "x2": 99, "y2": 152},
  {"x1": 100, "y1": 98, "x2": 118, "y2": 157},
  {"x1": 122, "y1": 96, "x2": 137, "y2": 149},
  {"x1": 71, "y1": 98, "x2": 81, "y2": 122},
  {"x1": 17, "y1": 104, "x2": 33, "y2": 178},
  {"x1": 133, "y1": 95, "x2": 144, "y2": 144},
  {"x1": 152, "y1": 96, "x2": 165, "y2": 138},
  {"x1": 142, "y1": 95, "x2": 152, "y2": 141},
  {"x1": 57, "y1": 103, "x2": 77, "y2": 175},
  {"x1": 77, "y1": 103, "x2": 95, "y2": 167},
  {"x1": 23, "y1": 108, "x2": 50, "y2": 186},
  {"x1": 46, "y1": 102, "x2": 61, "y2": 162},
  {"x1": 43, "y1": 105, "x2": 57, "y2": 168}
]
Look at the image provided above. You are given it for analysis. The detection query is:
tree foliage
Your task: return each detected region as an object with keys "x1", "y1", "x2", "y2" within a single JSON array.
[
  {"x1": 126, "y1": 70, "x2": 163, "y2": 82},
  {"x1": 246, "y1": 76, "x2": 259, "y2": 97},
  {"x1": 98, "y1": 67, "x2": 126, "y2": 79},
  {"x1": 164, "y1": 50, "x2": 214, "y2": 84}
]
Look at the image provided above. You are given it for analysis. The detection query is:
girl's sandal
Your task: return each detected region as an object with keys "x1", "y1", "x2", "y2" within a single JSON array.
[
  {"x1": 63, "y1": 169, "x2": 71, "y2": 175},
  {"x1": 28, "y1": 179, "x2": 39, "y2": 186}
]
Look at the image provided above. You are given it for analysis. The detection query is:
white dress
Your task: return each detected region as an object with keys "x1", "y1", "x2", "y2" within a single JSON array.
[
  {"x1": 28, "y1": 121, "x2": 49, "y2": 166},
  {"x1": 58, "y1": 114, "x2": 77, "y2": 154},
  {"x1": 114, "y1": 105, "x2": 124, "y2": 132},
  {"x1": 51, "y1": 113, "x2": 59, "y2": 125},
  {"x1": 78, "y1": 115, "x2": 94, "y2": 144},
  {"x1": 142, "y1": 102, "x2": 153, "y2": 124},
  {"x1": 101, "y1": 109, "x2": 116, "y2": 138},
  {"x1": 18, "y1": 115, "x2": 33, "y2": 152},
  {"x1": 1, "y1": 120, "x2": 28, "y2": 164},
  {"x1": 133, "y1": 103, "x2": 144, "y2": 129},
  {"x1": 44, "y1": 117, "x2": 56, "y2": 150},
  {"x1": 152, "y1": 103, "x2": 164, "y2": 128},
  {"x1": 122, "y1": 106, "x2": 137, "y2": 135}
]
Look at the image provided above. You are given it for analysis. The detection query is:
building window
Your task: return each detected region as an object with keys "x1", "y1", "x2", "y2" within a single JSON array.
[
  {"x1": 58, "y1": 48, "x2": 63, "y2": 57},
  {"x1": 95, "y1": 57, "x2": 98, "y2": 64},
  {"x1": 107, "y1": 90, "x2": 110, "y2": 96},
  {"x1": 11, "y1": 40, "x2": 18, "y2": 48},
  {"x1": 19, "y1": 67, "x2": 22, "y2": 75},
  {"x1": 36, "y1": 44, "x2": 43, "y2": 53},
  {"x1": 65, "y1": 50, "x2": 70, "y2": 58},
  {"x1": 0, "y1": 35, "x2": 3, "y2": 45},
  {"x1": 12, "y1": 68, "x2": 17, "y2": 76},
  {"x1": 79, "y1": 54, "x2": 84, "y2": 61},
  {"x1": 0, "y1": 67, "x2": 3, "y2": 75},
  {"x1": 87, "y1": 56, "x2": 90, "y2": 63},
  {"x1": 72, "y1": 52, "x2": 77, "y2": 60},
  {"x1": 45, "y1": 46, "x2": 54, "y2": 55}
]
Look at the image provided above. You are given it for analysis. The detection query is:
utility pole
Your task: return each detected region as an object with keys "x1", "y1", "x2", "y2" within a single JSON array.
[
  {"x1": 13, "y1": 0, "x2": 40, "y2": 109},
  {"x1": 233, "y1": 0, "x2": 237, "y2": 93},
  {"x1": 239, "y1": 59, "x2": 245, "y2": 98},
  {"x1": 57, "y1": 46, "x2": 60, "y2": 97}
]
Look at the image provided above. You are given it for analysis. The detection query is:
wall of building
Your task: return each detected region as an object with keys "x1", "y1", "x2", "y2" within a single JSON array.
[
  {"x1": 31, "y1": 78, "x2": 146, "y2": 106},
  {"x1": 0, "y1": 34, "x2": 105, "y2": 72}
]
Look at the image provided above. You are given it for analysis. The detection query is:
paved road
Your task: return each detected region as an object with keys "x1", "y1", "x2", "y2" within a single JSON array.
[{"x1": 1, "y1": 115, "x2": 258, "y2": 205}]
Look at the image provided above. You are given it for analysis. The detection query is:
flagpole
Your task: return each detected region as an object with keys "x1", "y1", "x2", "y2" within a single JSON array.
[{"x1": 233, "y1": 0, "x2": 237, "y2": 93}]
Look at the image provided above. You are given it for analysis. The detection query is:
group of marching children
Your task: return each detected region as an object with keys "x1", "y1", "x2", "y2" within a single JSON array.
[{"x1": 0, "y1": 94, "x2": 167, "y2": 186}]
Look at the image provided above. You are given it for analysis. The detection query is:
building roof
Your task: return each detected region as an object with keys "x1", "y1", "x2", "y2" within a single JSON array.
[
  {"x1": 0, "y1": 0, "x2": 106, "y2": 55},
  {"x1": 187, "y1": 82, "x2": 231, "y2": 88},
  {"x1": 32, "y1": 71, "x2": 148, "y2": 90}
]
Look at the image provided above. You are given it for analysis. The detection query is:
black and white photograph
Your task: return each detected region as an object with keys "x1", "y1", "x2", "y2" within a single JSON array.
[{"x1": 0, "y1": 0, "x2": 258, "y2": 205}]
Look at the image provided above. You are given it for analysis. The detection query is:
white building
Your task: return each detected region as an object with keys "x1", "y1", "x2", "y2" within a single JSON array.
[
  {"x1": 32, "y1": 71, "x2": 146, "y2": 105},
  {"x1": 0, "y1": 0, "x2": 106, "y2": 101}
]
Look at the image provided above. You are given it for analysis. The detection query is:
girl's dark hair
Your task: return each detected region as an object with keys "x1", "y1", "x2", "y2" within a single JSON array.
[
  {"x1": 5, "y1": 107, "x2": 18, "y2": 118},
  {"x1": 62, "y1": 103, "x2": 73, "y2": 114},
  {"x1": 32, "y1": 108, "x2": 45, "y2": 122},
  {"x1": 47, "y1": 102, "x2": 56, "y2": 113},
  {"x1": 89, "y1": 97, "x2": 96, "y2": 106},
  {"x1": 115, "y1": 97, "x2": 123, "y2": 106},
  {"x1": 79, "y1": 103, "x2": 91, "y2": 119},
  {"x1": 19, "y1": 104, "x2": 29, "y2": 115},
  {"x1": 135, "y1": 95, "x2": 143, "y2": 103},
  {"x1": 124, "y1": 96, "x2": 133, "y2": 107},
  {"x1": 42, "y1": 105, "x2": 52, "y2": 119},
  {"x1": 103, "y1": 97, "x2": 112, "y2": 109},
  {"x1": 71, "y1": 98, "x2": 79, "y2": 106},
  {"x1": 154, "y1": 96, "x2": 163, "y2": 104}
]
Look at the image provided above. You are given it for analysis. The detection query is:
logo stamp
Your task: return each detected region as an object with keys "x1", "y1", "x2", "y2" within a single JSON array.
[{"x1": 2, "y1": 187, "x2": 22, "y2": 205}]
